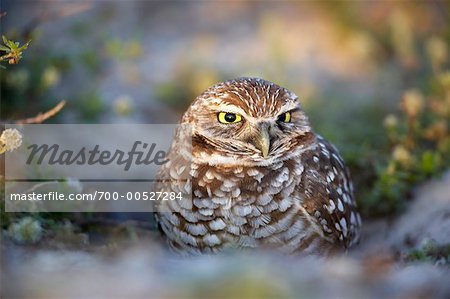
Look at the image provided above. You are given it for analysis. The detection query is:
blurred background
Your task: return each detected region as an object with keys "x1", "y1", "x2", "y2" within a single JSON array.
[{"x1": 1, "y1": 1, "x2": 449, "y2": 298}]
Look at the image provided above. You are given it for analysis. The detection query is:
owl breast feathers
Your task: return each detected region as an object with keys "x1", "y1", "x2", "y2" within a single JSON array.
[{"x1": 155, "y1": 77, "x2": 361, "y2": 255}]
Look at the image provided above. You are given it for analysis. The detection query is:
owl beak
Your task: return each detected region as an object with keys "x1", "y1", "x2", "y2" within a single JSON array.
[{"x1": 253, "y1": 126, "x2": 270, "y2": 159}]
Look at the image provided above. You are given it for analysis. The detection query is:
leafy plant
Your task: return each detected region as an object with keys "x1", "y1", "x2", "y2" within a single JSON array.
[
  {"x1": 364, "y1": 72, "x2": 450, "y2": 216},
  {"x1": 0, "y1": 35, "x2": 30, "y2": 67},
  {"x1": 406, "y1": 239, "x2": 450, "y2": 265}
]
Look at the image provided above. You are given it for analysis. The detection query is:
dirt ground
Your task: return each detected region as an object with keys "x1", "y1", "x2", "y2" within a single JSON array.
[{"x1": 2, "y1": 172, "x2": 449, "y2": 299}]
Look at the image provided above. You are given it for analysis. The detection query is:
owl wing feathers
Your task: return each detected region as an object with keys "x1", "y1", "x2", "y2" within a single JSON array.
[{"x1": 298, "y1": 136, "x2": 360, "y2": 248}]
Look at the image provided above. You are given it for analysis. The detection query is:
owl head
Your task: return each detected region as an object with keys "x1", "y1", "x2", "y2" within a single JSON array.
[{"x1": 182, "y1": 78, "x2": 313, "y2": 166}]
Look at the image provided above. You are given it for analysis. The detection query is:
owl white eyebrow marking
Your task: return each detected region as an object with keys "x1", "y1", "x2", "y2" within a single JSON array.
[
  {"x1": 279, "y1": 106, "x2": 301, "y2": 115},
  {"x1": 214, "y1": 103, "x2": 248, "y2": 117}
]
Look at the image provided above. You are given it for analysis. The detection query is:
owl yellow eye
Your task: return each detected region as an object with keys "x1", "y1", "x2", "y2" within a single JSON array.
[
  {"x1": 277, "y1": 112, "x2": 291, "y2": 123},
  {"x1": 218, "y1": 112, "x2": 242, "y2": 124}
]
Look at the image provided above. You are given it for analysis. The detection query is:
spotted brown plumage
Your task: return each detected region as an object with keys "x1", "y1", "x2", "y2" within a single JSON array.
[{"x1": 155, "y1": 77, "x2": 361, "y2": 255}]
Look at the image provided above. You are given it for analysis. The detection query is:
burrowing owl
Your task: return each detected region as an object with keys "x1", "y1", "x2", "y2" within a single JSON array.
[{"x1": 155, "y1": 78, "x2": 361, "y2": 255}]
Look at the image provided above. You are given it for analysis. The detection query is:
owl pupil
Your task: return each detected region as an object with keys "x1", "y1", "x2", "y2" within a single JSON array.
[
  {"x1": 278, "y1": 113, "x2": 287, "y2": 122},
  {"x1": 225, "y1": 113, "x2": 236, "y2": 122}
]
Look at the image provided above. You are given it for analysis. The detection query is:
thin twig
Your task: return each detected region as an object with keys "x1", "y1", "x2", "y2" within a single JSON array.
[{"x1": 15, "y1": 100, "x2": 66, "y2": 124}]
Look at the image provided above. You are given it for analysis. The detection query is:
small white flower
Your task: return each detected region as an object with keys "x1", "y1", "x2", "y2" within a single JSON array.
[
  {"x1": 401, "y1": 89, "x2": 424, "y2": 118},
  {"x1": 7, "y1": 217, "x2": 43, "y2": 244},
  {"x1": 392, "y1": 145, "x2": 412, "y2": 166},
  {"x1": 383, "y1": 114, "x2": 398, "y2": 129},
  {"x1": 0, "y1": 128, "x2": 23, "y2": 152}
]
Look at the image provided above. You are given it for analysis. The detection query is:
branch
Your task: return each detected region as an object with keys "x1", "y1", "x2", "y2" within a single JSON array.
[{"x1": 15, "y1": 100, "x2": 66, "y2": 124}]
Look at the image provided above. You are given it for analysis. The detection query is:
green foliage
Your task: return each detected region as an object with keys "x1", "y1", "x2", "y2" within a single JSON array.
[
  {"x1": 80, "y1": 50, "x2": 101, "y2": 74},
  {"x1": 406, "y1": 239, "x2": 450, "y2": 264},
  {"x1": 304, "y1": 6, "x2": 450, "y2": 218},
  {"x1": 362, "y1": 74, "x2": 450, "y2": 216},
  {"x1": 315, "y1": 70, "x2": 450, "y2": 218},
  {"x1": 0, "y1": 35, "x2": 30, "y2": 67},
  {"x1": 74, "y1": 91, "x2": 106, "y2": 121}
]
